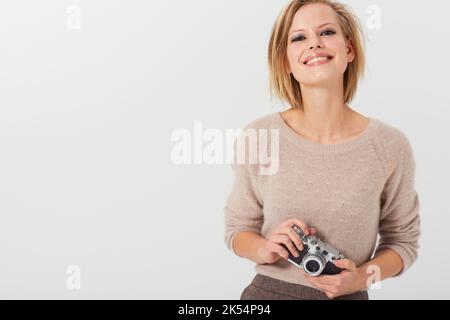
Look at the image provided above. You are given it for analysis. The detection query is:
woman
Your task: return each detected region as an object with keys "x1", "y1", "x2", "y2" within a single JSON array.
[{"x1": 224, "y1": 0, "x2": 421, "y2": 300}]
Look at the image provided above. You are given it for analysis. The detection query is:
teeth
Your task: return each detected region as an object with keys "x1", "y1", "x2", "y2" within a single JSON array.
[{"x1": 306, "y1": 56, "x2": 330, "y2": 65}]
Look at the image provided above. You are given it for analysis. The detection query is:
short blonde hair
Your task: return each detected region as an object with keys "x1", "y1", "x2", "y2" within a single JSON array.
[{"x1": 268, "y1": 0, "x2": 366, "y2": 109}]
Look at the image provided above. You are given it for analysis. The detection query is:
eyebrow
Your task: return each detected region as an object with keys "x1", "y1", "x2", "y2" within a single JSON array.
[{"x1": 289, "y1": 22, "x2": 336, "y2": 35}]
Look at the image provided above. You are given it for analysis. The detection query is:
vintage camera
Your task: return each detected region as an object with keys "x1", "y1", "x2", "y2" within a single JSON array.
[{"x1": 282, "y1": 224, "x2": 345, "y2": 276}]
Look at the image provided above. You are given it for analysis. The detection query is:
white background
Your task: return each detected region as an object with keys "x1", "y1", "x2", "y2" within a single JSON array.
[{"x1": 0, "y1": 0, "x2": 448, "y2": 299}]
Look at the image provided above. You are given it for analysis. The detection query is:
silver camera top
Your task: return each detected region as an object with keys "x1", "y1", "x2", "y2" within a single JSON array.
[{"x1": 289, "y1": 224, "x2": 345, "y2": 276}]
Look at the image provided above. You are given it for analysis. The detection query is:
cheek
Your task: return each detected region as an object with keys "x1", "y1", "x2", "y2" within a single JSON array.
[
  {"x1": 333, "y1": 53, "x2": 351, "y2": 72},
  {"x1": 327, "y1": 38, "x2": 348, "y2": 59},
  {"x1": 287, "y1": 42, "x2": 309, "y2": 62},
  {"x1": 326, "y1": 37, "x2": 345, "y2": 49},
  {"x1": 286, "y1": 47, "x2": 300, "y2": 67},
  {"x1": 324, "y1": 39, "x2": 350, "y2": 69}
]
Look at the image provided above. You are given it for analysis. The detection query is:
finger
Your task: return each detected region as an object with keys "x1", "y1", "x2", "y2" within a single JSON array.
[
  {"x1": 271, "y1": 234, "x2": 299, "y2": 257},
  {"x1": 303, "y1": 274, "x2": 336, "y2": 293},
  {"x1": 280, "y1": 219, "x2": 310, "y2": 236},
  {"x1": 306, "y1": 274, "x2": 341, "y2": 286},
  {"x1": 280, "y1": 226, "x2": 304, "y2": 251},
  {"x1": 268, "y1": 242, "x2": 289, "y2": 260},
  {"x1": 308, "y1": 227, "x2": 316, "y2": 235},
  {"x1": 271, "y1": 226, "x2": 303, "y2": 251},
  {"x1": 334, "y1": 259, "x2": 356, "y2": 271},
  {"x1": 302, "y1": 269, "x2": 339, "y2": 285},
  {"x1": 324, "y1": 291, "x2": 339, "y2": 300}
]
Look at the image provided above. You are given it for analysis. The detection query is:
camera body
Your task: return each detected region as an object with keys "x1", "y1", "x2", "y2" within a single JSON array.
[{"x1": 282, "y1": 224, "x2": 345, "y2": 277}]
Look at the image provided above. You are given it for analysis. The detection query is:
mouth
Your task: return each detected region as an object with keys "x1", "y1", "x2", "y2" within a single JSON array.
[{"x1": 303, "y1": 56, "x2": 334, "y2": 67}]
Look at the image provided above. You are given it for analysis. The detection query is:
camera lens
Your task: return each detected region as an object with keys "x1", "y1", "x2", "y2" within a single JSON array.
[
  {"x1": 305, "y1": 260, "x2": 320, "y2": 273},
  {"x1": 303, "y1": 254, "x2": 326, "y2": 276}
]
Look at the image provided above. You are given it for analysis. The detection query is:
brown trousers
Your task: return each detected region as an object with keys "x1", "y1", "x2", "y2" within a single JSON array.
[{"x1": 240, "y1": 274, "x2": 369, "y2": 300}]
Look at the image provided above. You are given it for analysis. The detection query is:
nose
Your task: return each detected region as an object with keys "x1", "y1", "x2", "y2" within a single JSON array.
[
  {"x1": 308, "y1": 35, "x2": 324, "y2": 50},
  {"x1": 309, "y1": 43, "x2": 323, "y2": 50}
]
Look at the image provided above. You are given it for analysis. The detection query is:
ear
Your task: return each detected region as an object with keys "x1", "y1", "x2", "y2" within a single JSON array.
[{"x1": 346, "y1": 39, "x2": 355, "y2": 63}]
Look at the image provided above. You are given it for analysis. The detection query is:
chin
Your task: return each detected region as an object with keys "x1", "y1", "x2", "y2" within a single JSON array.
[
  {"x1": 300, "y1": 71, "x2": 344, "y2": 84},
  {"x1": 300, "y1": 77, "x2": 338, "y2": 87}
]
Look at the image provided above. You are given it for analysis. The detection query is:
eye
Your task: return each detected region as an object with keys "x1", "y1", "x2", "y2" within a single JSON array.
[
  {"x1": 291, "y1": 29, "x2": 336, "y2": 42},
  {"x1": 291, "y1": 35, "x2": 306, "y2": 42},
  {"x1": 321, "y1": 29, "x2": 336, "y2": 36}
]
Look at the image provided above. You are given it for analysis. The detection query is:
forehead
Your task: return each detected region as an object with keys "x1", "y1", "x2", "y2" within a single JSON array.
[{"x1": 290, "y1": 3, "x2": 339, "y2": 31}]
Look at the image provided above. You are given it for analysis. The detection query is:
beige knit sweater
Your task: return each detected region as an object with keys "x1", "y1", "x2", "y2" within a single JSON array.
[{"x1": 224, "y1": 112, "x2": 421, "y2": 288}]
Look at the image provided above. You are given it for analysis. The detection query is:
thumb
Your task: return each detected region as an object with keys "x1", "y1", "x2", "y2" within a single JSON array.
[{"x1": 334, "y1": 258, "x2": 356, "y2": 271}]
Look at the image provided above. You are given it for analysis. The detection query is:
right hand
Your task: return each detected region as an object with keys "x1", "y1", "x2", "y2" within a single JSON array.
[{"x1": 257, "y1": 218, "x2": 316, "y2": 264}]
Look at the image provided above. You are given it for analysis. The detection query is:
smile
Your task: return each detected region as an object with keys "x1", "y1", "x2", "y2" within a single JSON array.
[{"x1": 304, "y1": 56, "x2": 333, "y2": 67}]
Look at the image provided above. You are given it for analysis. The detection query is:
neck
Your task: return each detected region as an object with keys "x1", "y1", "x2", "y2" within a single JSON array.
[{"x1": 296, "y1": 78, "x2": 353, "y2": 143}]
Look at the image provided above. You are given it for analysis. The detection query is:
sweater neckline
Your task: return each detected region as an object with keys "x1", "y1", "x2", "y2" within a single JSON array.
[{"x1": 274, "y1": 112, "x2": 377, "y2": 154}]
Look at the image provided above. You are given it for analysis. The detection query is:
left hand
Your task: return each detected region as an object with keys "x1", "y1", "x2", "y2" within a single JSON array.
[{"x1": 302, "y1": 259, "x2": 366, "y2": 299}]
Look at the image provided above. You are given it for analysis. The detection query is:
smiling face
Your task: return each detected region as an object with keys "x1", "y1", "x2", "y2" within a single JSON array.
[{"x1": 286, "y1": 3, "x2": 355, "y2": 86}]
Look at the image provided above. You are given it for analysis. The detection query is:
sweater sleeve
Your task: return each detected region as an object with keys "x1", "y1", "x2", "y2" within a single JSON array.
[
  {"x1": 224, "y1": 132, "x2": 264, "y2": 256},
  {"x1": 375, "y1": 135, "x2": 421, "y2": 275}
]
